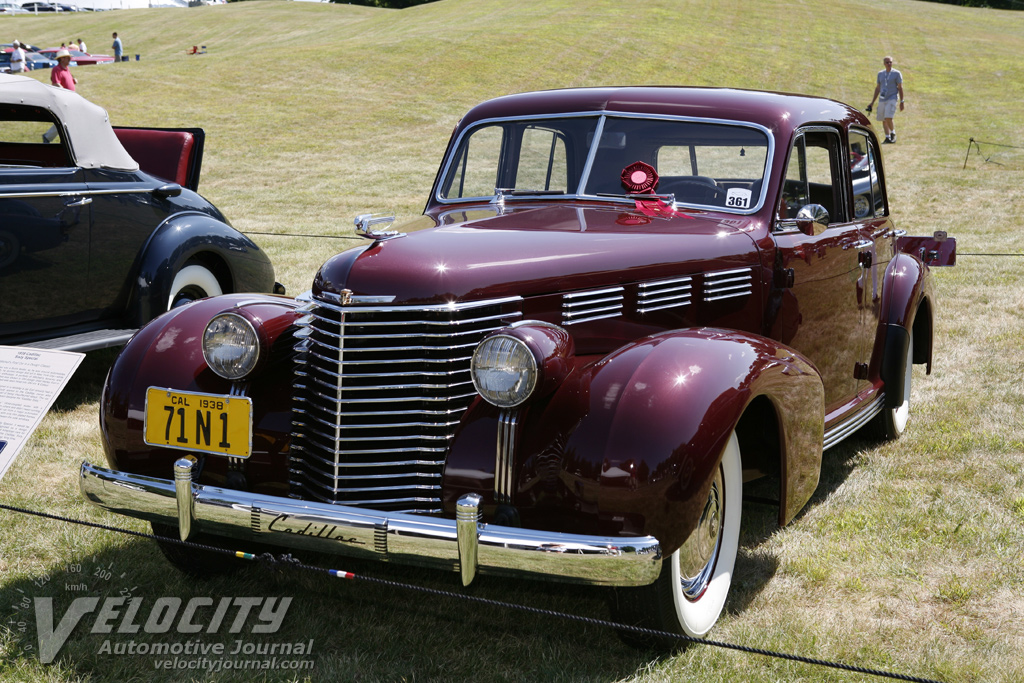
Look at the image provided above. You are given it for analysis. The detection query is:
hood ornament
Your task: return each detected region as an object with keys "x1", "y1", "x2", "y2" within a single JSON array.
[{"x1": 354, "y1": 213, "x2": 404, "y2": 242}]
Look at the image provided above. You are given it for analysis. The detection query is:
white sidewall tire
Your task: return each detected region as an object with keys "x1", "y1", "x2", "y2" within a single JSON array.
[
  {"x1": 167, "y1": 264, "x2": 222, "y2": 310},
  {"x1": 669, "y1": 431, "x2": 742, "y2": 637}
]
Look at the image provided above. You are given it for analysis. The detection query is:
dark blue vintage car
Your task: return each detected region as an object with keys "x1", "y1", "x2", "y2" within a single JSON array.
[{"x1": 0, "y1": 73, "x2": 281, "y2": 351}]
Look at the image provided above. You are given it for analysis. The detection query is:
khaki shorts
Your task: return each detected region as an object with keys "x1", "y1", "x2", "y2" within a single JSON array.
[{"x1": 876, "y1": 99, "x2": 898, "y2": 120}]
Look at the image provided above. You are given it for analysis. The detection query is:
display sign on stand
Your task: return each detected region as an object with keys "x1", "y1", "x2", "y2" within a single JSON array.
[{"x1": 0, "y1": 346, "x2": 84, "y2": 481}]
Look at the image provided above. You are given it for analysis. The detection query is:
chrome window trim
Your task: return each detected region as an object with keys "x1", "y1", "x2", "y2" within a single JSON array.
[{"x1": 435, "y1": 111, "x2": 776, "y2": 216}]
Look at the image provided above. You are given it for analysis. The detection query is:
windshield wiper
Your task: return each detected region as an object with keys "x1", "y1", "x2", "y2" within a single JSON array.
[{"x1": 494, "y1": 188, "x2": 567, "y2": 199}]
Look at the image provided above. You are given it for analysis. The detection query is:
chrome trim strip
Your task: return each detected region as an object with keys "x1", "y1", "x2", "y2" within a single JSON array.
[
  {"x1": 637, "y1": 276, "x2": 693, "y2": 313},
  {"x1": 823, "y1": 394, "x2": 885, "y2": 450},
  {"x1": 81, "y1": 462, "x2": 662, "y2": 587},
  {"x1": 0, "y1": 187, "x2": 157, "y2": 200}
]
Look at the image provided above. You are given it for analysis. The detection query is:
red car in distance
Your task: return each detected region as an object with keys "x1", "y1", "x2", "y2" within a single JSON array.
[{"x1": 38, "y1": 48, "x2": 115, "y2": 65}]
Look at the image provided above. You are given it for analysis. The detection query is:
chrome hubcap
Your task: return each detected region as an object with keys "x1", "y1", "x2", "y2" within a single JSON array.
[{"x1": 678, "y1": 466, "x2": 724, "y2": 600}]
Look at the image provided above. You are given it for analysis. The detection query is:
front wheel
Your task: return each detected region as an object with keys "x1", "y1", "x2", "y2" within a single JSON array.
[{"x1": 610, "y1": 431, "x2": 743, "y2": 647}]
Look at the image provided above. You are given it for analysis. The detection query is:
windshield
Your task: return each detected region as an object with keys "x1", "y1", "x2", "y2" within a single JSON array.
[{"x1": 438, "y1": 115, "x2": 771, "y2": 213}]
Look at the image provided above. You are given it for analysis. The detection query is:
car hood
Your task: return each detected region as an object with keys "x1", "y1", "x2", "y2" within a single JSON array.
[{"x1": 314, "y1": 204, "x2": 763, "y2": 305}]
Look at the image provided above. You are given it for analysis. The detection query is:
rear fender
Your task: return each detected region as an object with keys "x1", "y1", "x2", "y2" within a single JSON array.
[
  {"x1": 875, "y1": 252, "x2": 935, "y2": 403},
  {"x1": 126, "y1": 214, "x2": 275, "y2": 327}
]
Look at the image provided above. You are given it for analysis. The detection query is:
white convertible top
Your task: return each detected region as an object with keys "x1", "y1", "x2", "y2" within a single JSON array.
[{"x1": 0, "y1": 72, "x2": 139, "y2": 171}]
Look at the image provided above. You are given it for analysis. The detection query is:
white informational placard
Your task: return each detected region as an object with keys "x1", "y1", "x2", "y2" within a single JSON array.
[{"x1": 0, "y1": 346, "x2": 85, "y2": 481}]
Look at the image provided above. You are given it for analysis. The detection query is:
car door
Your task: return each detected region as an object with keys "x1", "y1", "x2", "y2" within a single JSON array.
[
  {"x1": 770, "y1": 127, "x2": 881, "y2": 414},
  {"x1": 0, "y1": 114, "x2": 94, "y2": 338}
]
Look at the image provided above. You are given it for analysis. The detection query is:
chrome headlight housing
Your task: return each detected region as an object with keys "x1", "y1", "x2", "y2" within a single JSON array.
[
  {"x1": 202, "y1": 312, "x2": 260, "y2": 380},
  {"x1": 471, "y1": 322, "x2": 575, "y2": 409},
  {"x1": 471, "y1": 334, "x2": 538, "y2": 408}
]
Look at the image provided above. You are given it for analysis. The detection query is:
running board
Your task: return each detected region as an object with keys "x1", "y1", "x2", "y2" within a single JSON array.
[
  {"x1": 823, "y1": 394, "x2": 885, "y2": 450},
  {"x1": 20, "y1": 328, "x2": 137, "y2": 353}
]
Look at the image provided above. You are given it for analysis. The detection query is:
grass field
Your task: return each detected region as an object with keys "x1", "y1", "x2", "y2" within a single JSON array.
[{"x1": 2, "y1": 0, "x2": 1024, "y2": 681}]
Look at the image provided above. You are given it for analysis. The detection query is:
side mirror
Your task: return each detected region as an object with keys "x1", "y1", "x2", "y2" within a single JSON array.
[{"x1": 795, "y1": 204, "x2": 829, "y2": 236}]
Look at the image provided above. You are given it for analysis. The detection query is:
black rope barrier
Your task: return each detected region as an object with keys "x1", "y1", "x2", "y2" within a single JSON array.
[{"x1": 0, "y1": 502, "x2": 946, "y2": 683}]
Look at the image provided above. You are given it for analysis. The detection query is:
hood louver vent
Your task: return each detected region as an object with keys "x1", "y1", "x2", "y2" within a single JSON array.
[
  {"x1": 637, "y1": 276, "x2": 693, "y2": 314},
  {"x1": 704, "y1": 268, "x2": 753, "y2": 302},
  {"x1": 562, "y1": 287, "x2": 624, "y2": 325}
]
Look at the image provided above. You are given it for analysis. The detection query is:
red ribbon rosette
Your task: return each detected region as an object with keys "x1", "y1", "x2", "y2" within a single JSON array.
[{"x1": 621, "y1": 161, "x2": 659, "y2": 194}]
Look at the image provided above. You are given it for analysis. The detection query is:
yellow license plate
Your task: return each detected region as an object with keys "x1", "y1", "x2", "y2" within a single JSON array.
[{"x1": 144, "y1": 388, "x2": 252, "y2": 458}]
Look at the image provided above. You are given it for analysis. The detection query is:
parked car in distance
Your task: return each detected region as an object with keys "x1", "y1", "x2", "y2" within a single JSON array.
[
  {"x1": 38, "y1": 48, "x2": 115, "y2": 65},
  {"x1": 0, "y1": 73, "x2": 282, "y2": 352},
  {"x1": 0, "y1": 2, "x2": 29, "y2": 13},
  {"x1": 80, "y1": 87, "x2": 955, "y2": 645},
  {"x1": 20, "y1": 1, "x2": 62, "y2": 10},
  {"x1": 0, "y1": 51, "x2": 59, "y2": 71}
]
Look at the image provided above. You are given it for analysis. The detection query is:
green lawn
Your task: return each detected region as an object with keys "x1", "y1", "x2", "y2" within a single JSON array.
[{"x1": 2, "y1": 0, "x2": 1024, "y2": 680}]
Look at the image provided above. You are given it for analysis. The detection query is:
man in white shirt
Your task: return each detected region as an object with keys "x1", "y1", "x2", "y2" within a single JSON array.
[{"x1": 10, "y1": 40, "x2": 27, "y2": 73}]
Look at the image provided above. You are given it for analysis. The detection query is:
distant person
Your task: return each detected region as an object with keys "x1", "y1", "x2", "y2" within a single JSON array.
[
  {"x1": 866, "y1": 56, "x2": 905, "y2": 144},
  {"x1": 9, "y1": 40, "x2": 26, "y2": 73},
  {"x1": 112, "y1": 32, "x2": 123, "y2": 61},
  {"x1": 42, "y1": 50, "x2": 76, "y2": 143},
  {"x1": 78, "y1": 38, "x2": 87, "y2": 53}
]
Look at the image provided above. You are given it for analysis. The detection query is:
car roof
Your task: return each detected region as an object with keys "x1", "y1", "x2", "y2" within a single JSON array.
[
  {"x1": 456, "y1": 86, "x2": 866, "y2": 139},
  {"x1": 0, "y1": 72, "x2": 138, "y2": 171}
]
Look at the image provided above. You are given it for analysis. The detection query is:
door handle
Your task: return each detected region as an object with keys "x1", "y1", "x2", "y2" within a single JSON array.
[{"x1": 64, "y1": 196, "x2": 93, "y2": 207}]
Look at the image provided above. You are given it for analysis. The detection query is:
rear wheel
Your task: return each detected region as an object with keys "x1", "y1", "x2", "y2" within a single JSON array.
[
  {"x1": 610, "y1": 432, "x2": 742, "y2": 647},
  {"x1": 167, "y1": 263, "x2": 222, "y2": 310}
]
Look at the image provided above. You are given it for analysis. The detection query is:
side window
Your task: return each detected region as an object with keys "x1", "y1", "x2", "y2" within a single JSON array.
[
  {"x1": 849, "y1": 130, "x2": 885, "y2": 219},
  {"x1": 516, "y1": 126, "x2": 568, "y2": 192},
  {"x1": 0, "y1": 105, "x2": 71, "y2": 168},
  {"x1": 779, "y1": 129, "x2": 843, "y2": 222}
]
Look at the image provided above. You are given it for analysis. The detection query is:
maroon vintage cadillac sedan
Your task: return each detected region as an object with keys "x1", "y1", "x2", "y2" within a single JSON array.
[{"x1": 81, "y1": 87, "x2": 955, "y2": 643}]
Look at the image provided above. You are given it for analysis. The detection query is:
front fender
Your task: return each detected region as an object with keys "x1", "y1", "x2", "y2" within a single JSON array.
[
  {"x1": 445, "y1": 328, "x2": 824, "y2": 553},
  {"x1": 101, "y1": 294, "x2": 301, "y2": 492},
  {"x1": 127, "y1": 213, "x2": 276, "y2": 326}
]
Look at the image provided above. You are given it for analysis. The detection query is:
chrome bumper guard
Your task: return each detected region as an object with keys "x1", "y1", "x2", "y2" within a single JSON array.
[{"x1": 80, "y1": 460, "x2": 662, "y2": 587}]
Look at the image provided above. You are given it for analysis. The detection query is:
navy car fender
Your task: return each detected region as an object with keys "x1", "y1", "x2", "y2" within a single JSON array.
[{"x1": 127, "y1": 212, "x2": 275, "y2": 326}]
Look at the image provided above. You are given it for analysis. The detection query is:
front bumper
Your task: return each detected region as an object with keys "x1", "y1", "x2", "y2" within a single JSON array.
[{"x1": 80, "y1": 460, "x2": 662, "y2": 587}]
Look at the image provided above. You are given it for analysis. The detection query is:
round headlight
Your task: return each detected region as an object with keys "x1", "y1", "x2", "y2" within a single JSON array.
[
  {"x1": 471, "y1": 334, "x2": 539, "y2": 408},
  {"x1": 202, "y1": 313, "x2": 260, "y2": 380}
]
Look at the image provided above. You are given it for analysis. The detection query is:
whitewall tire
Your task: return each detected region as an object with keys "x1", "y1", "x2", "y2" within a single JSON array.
[{"x1": 167, "y1": 264, "x2": 222, "y2": 310}]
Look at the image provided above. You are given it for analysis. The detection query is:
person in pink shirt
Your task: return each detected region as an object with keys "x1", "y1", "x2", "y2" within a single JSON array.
[
  {"x1": 42, "y1": 50, "x2": 78, "y2": 143},
  {"x1": 50, "y1": 50, "x2": 77, "y2": 91}
]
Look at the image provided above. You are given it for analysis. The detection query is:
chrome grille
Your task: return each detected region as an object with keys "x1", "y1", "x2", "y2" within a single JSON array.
[
  {"x1": 562, "y1": 287, "x2": 624, "y2": 325},
  {"x1": 290, "y1": 294, "x2": 522, "y2": 512},
  {"x1": 704, "y1": 268, "x2": 753, "y2": 302}
]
